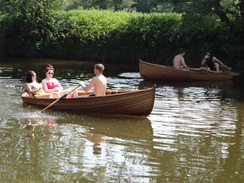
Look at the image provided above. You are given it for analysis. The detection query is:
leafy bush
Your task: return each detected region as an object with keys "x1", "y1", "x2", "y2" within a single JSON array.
[
  {"x1": 46, "y1": 10, "x2": 182, "y2": 63},
  {"x1": 0, "y1": 8, "x2": 238, "y2": 66}
]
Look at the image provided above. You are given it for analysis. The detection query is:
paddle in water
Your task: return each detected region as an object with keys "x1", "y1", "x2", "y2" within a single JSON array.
[{"x1": 41, "y1": 85, "x2": 80, "y2": 113}]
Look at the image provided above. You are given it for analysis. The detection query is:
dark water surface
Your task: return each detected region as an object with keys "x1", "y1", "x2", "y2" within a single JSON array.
[{"x1": 0, "y1": 59, "x2": 243, "y2": 183}]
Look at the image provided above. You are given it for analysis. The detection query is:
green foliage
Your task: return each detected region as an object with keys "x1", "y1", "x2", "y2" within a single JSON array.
[
  {"x1": 0, "y1": 0, "x2": 243, "y2": 66},
  {"x1": 46, "y1": 10, "x2": 182, "y2": 62},
  {"x1": 0, "y1": 0, "x2": 57, "y2": 57}
]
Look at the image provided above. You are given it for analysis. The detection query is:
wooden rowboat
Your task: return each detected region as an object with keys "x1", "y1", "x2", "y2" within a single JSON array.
[
  {"x1": 21, "y1": 85, "x2": 156, "y2": 116},
  {"x1": 139, "y1": 60, "x2": 234, "y2": 81}
]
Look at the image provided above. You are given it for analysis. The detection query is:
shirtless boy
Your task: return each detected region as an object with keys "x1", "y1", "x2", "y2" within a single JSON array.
[
  {"x1": 173, "y1": 48, "x2": 189, "y2": 70},
  {"x1": 79, "y1": 63, "x2": 107, "y2": 96}
]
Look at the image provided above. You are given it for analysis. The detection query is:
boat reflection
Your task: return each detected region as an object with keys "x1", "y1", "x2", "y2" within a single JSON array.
[
  {"x1": 25, "y1": 118, "x2": 57, "y2": 139},
  {"x1": 139, "y1": 80, "x2": 234, "y2": 89},
  {"x1": 72, "y1": 114, "x2": 152, "y2": 140},
  {"x1": 60, "y1": 113, "x2": 154, "y2": 155},
  {"x1": 69, "y1": 123, "x2": 106, "y2": 155},
  {"x1": 139, "y1": 80, "x2": 236, "y2": 101}
]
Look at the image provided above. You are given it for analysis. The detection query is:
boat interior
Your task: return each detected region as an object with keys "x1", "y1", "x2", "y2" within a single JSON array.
[{"x1": 22, "y1": 90, "x2": 138, "y2": 98}]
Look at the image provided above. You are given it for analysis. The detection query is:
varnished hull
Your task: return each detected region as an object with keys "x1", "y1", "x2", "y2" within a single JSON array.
[
  {"x1": 139, "y1": 60, "x2": 233, "y2": 81},
  {"x1": 22, "y1": 86, "x2": 156, "y2": 116}
]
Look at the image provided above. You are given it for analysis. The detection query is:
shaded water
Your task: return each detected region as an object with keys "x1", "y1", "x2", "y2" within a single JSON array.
[{"x1": 0, "y1": 59, "x2": 243, "y2": 182}]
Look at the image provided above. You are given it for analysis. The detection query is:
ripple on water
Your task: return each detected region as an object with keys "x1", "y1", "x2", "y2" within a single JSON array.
[{"x1": 149, "y1": 84, "x2": 239, "y2": 155}]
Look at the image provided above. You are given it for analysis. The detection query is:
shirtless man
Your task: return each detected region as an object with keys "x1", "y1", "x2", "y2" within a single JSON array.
[
  {"x1": 79, "y1": 63, "x2": 107, "y2": 96},
  {"x1": 173, "y1": 48, "x2": 189, "y2": 70}
]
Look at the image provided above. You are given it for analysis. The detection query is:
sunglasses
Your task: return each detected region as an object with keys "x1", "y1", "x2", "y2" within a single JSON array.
[{"x1": 48, "y1": 72, "x2": 54, "y2": 75}]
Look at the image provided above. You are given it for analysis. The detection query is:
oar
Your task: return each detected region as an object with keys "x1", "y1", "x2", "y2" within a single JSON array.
[
  {"x1": 190, "y1": 66, "x2": 232, "y2": 73},
  {"x1": 189, "y1": 68, "x2": 214, "y2": 72},
  {"x1": 41, "y1": 85, "x2": 80, "y2": 113},
  {"x1": 189, "y1": 68, "x2": 201, "y2": 71}
]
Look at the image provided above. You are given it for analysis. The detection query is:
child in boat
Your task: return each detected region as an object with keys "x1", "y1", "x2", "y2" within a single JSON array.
[
  {"x1": 42, "y1": 64, "x2": 77, "y2": 98},
  {"x1": 25, "y1": 70, "x2": 52, "y2": 98}
]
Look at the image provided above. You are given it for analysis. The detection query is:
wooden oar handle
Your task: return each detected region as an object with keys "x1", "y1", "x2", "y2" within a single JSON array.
[
  {"x1": 68, "y1": 84, "x2": 80, "y2": 93},
  {"x1": 59, "y1": 84, "x2": 80, "y2": 99},
  {"x1": 41, "y1": 84, "x2": 80, "y2": 113},
  {"x1": 189, "y1": 68, "x2": 200, "y2": 71}
]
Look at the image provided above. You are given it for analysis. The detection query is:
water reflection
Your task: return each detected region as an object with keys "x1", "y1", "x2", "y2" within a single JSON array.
[
  {"x1": 29, "y1": 113, "x2": 153, "y2": 182},
  {"x1": 85, "y1": 132, "x2": 105, "y2": 155},
  {"x1": 139, "y1": 79, "x2": 235, "y2": 101},
  {"x1": 139, "y1": 79, "x2": 244, "y2": 182},
  {"x1": 69, "y1": 125, "x2": 106, "y2": 155},
  {"x1": 139, "y1": 79, "x2": 234, "y2": 89},
  {"x1": 61, "y1": 113, "x2": 153, "y2": 156},
  {"x1": 25, "y1": 118, "x2": 57, "y2": 139}
]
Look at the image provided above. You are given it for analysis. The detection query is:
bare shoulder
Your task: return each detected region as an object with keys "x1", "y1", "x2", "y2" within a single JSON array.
[
  {"x1": 92, "y1": 76, "x2": 99, "y2": 81},
  {"x1": 90, "y1": 76, "x2": 99, "y2": 83},
  {"x1": 100, "y1": 74, "x2": 106, "y2": 79},
  {"x1": 173, "y1": 55, "x2": 179, "y2": 60},
  {"x1": 213, "y1": 56, "x2": 220, "y2": 61},
  {"x1": 174, "y1": 54, "x2": 183, "y2": 60}
]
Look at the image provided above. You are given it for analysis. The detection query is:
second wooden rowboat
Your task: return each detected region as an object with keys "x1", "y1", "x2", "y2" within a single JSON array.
[
  {"x1": 139, "y1": 60, "x2": 234, "y2": 81},
  {"x1": 22, "y1": 85, "x2": 156, "y2": 116}
]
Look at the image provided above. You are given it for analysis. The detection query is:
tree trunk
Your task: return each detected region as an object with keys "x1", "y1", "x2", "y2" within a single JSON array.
[{"x1": 212, "y1": 0, "x2": 231, "y2": 27}]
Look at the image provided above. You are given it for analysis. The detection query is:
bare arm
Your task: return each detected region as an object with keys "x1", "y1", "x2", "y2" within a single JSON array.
[
  {"x1": 25, "y1": 83, "x2": 40, "y2": 94},
  {"x1": 79, "y1": 78, "x2": 96, "y2": 92},
  {"x1": 213, "y1": 57, "x2": 224, "y2": 66},
  {"x1": 42, "y1": 80, "x2": 52, "y2": 93},
  {"x1": 181, "y1": 58, "x2": 189, "y2": 69},
  {"x1": 201, "y1": 57, "x2": 206, "y2": 65}
]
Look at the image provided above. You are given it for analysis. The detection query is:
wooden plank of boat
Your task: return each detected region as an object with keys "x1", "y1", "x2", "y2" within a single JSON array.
[
  {"x1": 21, "y1": 85, "x2": 156, "y2": 116},
  {"x1": 139, "y1": 59, "x2": 234, "y2": 81}
]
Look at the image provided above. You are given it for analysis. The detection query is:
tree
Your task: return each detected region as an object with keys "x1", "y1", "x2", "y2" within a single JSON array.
[{"x1": 0, "y1": 0, "x2": 58, "y2": 56}]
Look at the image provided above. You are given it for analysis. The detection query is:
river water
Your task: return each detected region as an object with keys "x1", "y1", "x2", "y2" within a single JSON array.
[{"x1": 0, "y1": 59, "x2": 243, "y2": 183}]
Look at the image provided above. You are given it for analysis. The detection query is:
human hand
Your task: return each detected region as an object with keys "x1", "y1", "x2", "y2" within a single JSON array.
[{"x1": 79, "y1": 81, "x2": 84, "y2": 86}]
